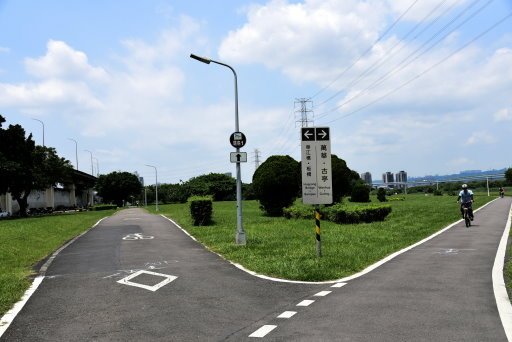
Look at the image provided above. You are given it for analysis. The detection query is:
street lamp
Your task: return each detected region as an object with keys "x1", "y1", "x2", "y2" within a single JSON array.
[
  {"x1": 32, "y1": 118, "x2": 45, "y2": 146},
  {"x1": 145, "y1": 164, "x2": 158, "y2": 212},
  {"x1": 92, "y1": 157, "x2": 99, "y2": 176},
  {"x1": 67, "y1": 138, "x2": 78, "y2": 170},
  {"x1": 84, "y1": 150, "x2": 94, "y2": 175},
  {"x1": 190, "y1": 53, "x2": 246, "y2": 245}
]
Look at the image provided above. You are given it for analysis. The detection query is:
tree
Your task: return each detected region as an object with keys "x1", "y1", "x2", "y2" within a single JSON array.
[
  {"x1": 0, "y1": 115, "x2": 74, "y2": 216},
  {"x1": 377, "y1": 188, "x2": 387, "y2": 202},
  {"x1": 186, "y1": 173, "x2": 236, "y2": 201},
  {"x1": 506, "y1": 168, "x2": 512, "y2": 185},
  {"x1": 96, "y1": 171, "x2": 143, "y2": 206},
  {"x1": 331, "y1": 154, "x2": 360, "y2": 203},
  {"x1": 252, "y1": 155, "x2": 300, "y2": 216},
  {"x1": 350, "y1": 181, "x2": 370, "y2": 202}
]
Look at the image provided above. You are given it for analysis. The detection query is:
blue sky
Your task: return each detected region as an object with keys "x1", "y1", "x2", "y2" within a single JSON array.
[{"x1": 1, "y1": 0, "x2": 511, "y2": 184}]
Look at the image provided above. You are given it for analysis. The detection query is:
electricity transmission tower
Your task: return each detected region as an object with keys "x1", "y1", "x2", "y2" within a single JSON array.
[
  {"x1": 254, "y1": 149, "x2": 261, "y2": 170},
  {"x1": 294, "y1": 98, "x2": 314, "y2": 127}
]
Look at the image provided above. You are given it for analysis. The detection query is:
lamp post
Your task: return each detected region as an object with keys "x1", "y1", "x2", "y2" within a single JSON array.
[
  {"x1": 190, "y1": 53, "x2": 246, "y2": 245},
  {"x1": 32, "y1": 118, "x2": 45, "y2": 146},
  {"x1": 145, "y1": 164, "x2": 158, "y2": 212},
  {"x1": 84, "y1": 150, "x2": 94, "y2": 175},
  {"x1": 92, "y1": 157, "x2": 99, "y2": 176},
  {"x1": 67, "y1": 138, "x2": 78, "y2": 170}
]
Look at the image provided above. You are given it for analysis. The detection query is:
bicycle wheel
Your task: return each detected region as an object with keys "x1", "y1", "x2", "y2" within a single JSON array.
[{"x1": 465, "y1": 216, "x2": 471, "y2": 228}]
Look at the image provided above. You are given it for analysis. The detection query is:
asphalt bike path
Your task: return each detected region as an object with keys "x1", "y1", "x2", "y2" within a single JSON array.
[
  {"x1": 1, "y1": 209, "x2": 319, "y2": 341},
  {"x1": 2, "y1": 198, "x2": 511, "y2": 341},
  {"x1": 245, "y1": 197, "x2": 512, "y2": 341}
]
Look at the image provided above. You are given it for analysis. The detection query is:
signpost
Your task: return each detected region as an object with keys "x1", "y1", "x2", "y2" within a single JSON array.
[
  {"x1": 301, "y1": 127, "x2": 333, "y2": 257},
  {"x1": 230, "y1": 152, "x2": 247, "y2": 163}
]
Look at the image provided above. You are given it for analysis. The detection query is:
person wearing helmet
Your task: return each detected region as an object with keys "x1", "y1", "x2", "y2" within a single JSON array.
[{"x1": 457, "y1": 184, "x2": 474, "y2": 220}]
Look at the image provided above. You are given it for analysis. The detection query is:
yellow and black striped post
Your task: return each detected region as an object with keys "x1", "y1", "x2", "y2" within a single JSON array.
[{"x1": 315, "y1": 205, "x2": 322, "y2": 257}]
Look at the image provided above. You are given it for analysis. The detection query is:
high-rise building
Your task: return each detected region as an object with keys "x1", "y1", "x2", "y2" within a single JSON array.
[
  {"x1": 360, "y1": 172, "x2": 372, "y2": 185},
  {"x1": 382, "y1": 172, "x2": 394, "y2": 184},
  {"x1": 395, "y1": 170, "x2": 407, "y2": 189}
]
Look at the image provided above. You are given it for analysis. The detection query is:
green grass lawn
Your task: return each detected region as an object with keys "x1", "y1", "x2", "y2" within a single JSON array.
[
  {"x1": 149, "y1": 193, "x2": 496, "y2": 282},
  {"x1": 0, "y1": 210, "x2": 115, "y2": 316}
]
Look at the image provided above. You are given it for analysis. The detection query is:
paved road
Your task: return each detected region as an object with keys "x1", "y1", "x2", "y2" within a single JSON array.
[{"x1": 2, "y1": 197, "x2": 511, "y2": 341}]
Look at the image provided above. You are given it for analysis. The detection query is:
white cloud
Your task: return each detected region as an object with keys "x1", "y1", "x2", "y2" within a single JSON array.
[
  {"x1": 493, "y1": 108, "x2": 512, "y2": 122},
  {"x1": 465, "y1": 131, "x2": 496, "y2": 145},
  {"x1": 24, "y1": 40, "x2": 108, "y2": 81},
  {"x1": 0, "y1": 46, "x2": 9, "y2": 53}
]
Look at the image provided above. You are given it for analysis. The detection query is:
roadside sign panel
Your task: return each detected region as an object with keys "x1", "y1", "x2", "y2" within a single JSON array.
[
  {"x1": 230, "y1": 152, "x2": 247, "y2": 163},
  {"x1": 301, "y1": 127, "x2": 333, "y2": 205}
]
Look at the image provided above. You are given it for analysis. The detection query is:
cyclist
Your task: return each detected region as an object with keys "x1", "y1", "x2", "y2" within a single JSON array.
[
  {"x1": 457, "y1": 184, "x2": 474, "y2": 220},
  {"x1": 499, "y1": 186, "x2": 505, "y2": 198}
]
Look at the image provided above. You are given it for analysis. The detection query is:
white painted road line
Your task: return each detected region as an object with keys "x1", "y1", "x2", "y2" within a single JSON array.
[
  {"x1": 314, "y1": 291, "x2": 332, "y2": 297},
  {"x1": 492, "y1": 202, "x2": 512, "y2": 341},
  {"x1": 249, "y1": 325, "x2": 277, "y2": 338},
  {"x1": 297, "y1": 300, "x2": 315, "y2": 307},
  {"x1": 331, "y1": 282, "x2": 347, "y2": 288},
  {"x1": 117, "y1": 270, "x2": 177, "y2": 291},
  {"x1": 277, "y1": 311, "x2": 297, "y2": 318}
]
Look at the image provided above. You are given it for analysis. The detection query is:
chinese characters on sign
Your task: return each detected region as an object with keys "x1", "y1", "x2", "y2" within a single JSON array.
[{"x1": 301, "y1": 127, "x2": 333, "y2": 205}]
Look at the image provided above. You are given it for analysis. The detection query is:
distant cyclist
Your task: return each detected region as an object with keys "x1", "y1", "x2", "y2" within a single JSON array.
[
  {"x1": 457, "y1": 184, "x2": 474, "y2": 220},
  {"x1": 499, "y1": 186, "x2": 505, "y2": 198}
]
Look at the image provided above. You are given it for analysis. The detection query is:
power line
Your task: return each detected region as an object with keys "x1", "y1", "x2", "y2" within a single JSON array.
[
  {"x1": 320, "y1": 10, "x2": 512, "y2": 125},
  {"x1": 317, "y1": 0, "x2": 497, "y2": 120},
  {"x1": 309, "y1": 0, "x2": 421, "y2": 100}
]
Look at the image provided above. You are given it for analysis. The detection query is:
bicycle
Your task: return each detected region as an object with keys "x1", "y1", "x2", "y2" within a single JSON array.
[{"x1": 461, "y1": 202, "x2": 472, "y2": 228}]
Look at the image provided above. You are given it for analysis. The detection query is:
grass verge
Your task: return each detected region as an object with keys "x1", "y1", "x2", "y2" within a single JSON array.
[
  {"x1": 150, "y1": 194, "x2": 495, "y2": 282},
  {"x1": 0, "y1": 210, "x2": 114, "y2": 316}
]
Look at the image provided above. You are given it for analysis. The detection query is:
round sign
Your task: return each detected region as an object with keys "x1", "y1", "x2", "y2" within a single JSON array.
[{"x1": 229, "y1": 132, "x2": 247, "y2": 148}]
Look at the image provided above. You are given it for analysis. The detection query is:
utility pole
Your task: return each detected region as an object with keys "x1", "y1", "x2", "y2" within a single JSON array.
[
  {"x1": 254, "y1": 148, "x2": 261, "y2": 170},
  {"x1": 294, "y1": 98, "x2": 313, "y2": 127}
]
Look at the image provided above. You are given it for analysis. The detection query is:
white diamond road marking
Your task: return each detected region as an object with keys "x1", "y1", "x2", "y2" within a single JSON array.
[
  {"x1": 249, "y1": 325, "x2": 277, "y2": 338},
  {"x1": 117, "y1": 270, "x2": 177, "y2": 291},
  {"x1": 314, "y1": 291, "x2": 332, "y2": 297},
  {"x1": 331, "y1": 282, "x2": 347, "y2": 288},
  {"x1": 277, "y1": 311, "x2": 297, "y2": 319},
  {"x1": 297, "y1": 300, "x2": 315, "y2": 307}
]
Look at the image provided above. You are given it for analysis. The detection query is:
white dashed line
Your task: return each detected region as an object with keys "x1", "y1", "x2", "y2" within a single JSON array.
[
  {"x1": 249, "y1": 325, "x2": 277, "y2": 338},
  {"x1": 277, "y1": 311, "x2": 297, "y2": 318},
  {"x1": 297, "y1": 300, "x2": 315, "y2": 307},
  {"x1": 331, "y1": 282, "x2": 347, "y2": 288},
  {"x1": 314, "y1": 291, "x2": 332, "y2": 297}
]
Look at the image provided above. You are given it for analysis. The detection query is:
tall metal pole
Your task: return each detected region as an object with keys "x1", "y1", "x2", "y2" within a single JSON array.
[
  {"x1": 32, "y1": 118, "x2": 45, "y2": 146},
  {"x1": 487, "y1": 177, "x2": 490, "y2": 196},
  {"x1": 145, "y1": 164, "x2": 158, "y2": 211},
  {"x1": 190, "y1": 54, "x2": 246, "y2": 245},
  {"x1": 84, "y1": 150, "x2": 94, "y2": 175},
  {"x1": 67, "y1": 138, "x2": 78, "y2": 170},
  {"x1": 93, "y1": 157, "x2": 99, "y2": 176}
]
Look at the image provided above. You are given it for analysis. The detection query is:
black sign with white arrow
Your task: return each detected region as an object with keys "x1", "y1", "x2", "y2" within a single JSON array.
[
  {"x1": 301, "y1": 128, "x2": 315, "y2": 141},
  {"x1": 316, "y1": 127, "x2": 329, "y2": 141}
]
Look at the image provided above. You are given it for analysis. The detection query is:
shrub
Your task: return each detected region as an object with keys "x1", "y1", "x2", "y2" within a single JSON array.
[
  {"x1": 350, "y1": 182, "x2": 370, "y2": 202},
  {"x1": 189, "y1": 196, "x2": 213, "y2": 226},
  {"x1": 433, "y1": 190, "x2": 443, "y2": 196},
  {"x1": 283, "y1": 202, "x2": 314, "y2": 219},
  {"x1": 324, "y1": 204, "x2": 392, "y2": 224},
  {"x1": 252, "y1": 155, "x2": 300, "y2": 216},
  {"x1": 91, "y1": 204, "x2": 117, "y2": 211},
  {"x1": 377, "y1": 188, "x2": 387, "y2": 202}
]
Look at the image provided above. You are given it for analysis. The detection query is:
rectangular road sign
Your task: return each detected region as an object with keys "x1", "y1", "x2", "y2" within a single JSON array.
[
  {"x1": 230, "y1": 152, "x2": 247, "y2": 163},
  {"x1": 301, "y1": 127, "x2": 333, "y2": 205}
]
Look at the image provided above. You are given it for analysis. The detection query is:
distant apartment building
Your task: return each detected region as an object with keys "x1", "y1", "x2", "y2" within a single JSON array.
[
  {"x1": 382, "y1": 172, "x2": 394, "y2": 184},
  {"x1": 395, "y1": 170, "x2": 407, "y2": 189},
  {"x1": 360, "y1": 172, "x2": 372, "y2": 185}
]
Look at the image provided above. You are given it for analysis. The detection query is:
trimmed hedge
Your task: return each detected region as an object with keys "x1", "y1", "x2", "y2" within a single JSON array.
[
  {"x1": 284, "y1": 202, "x2": 392, "y2": 224},
  {"x1": 92, "y1": 204, "x2": 117, "y2": 211},
  {"x1": 189, "y1": 196, "x2": 213, "y2": 226},
  {"x1": 323, "y1": 203, "x2": 392, "y2": 224}
]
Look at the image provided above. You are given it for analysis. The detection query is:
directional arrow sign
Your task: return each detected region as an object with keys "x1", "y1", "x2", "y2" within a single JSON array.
[
  {"x1": 301, "y1": 127, "x2": 332, "y2": 205},
  {"x1": 230, "y1": 152, "x2": 247, "y2": 163},
  {"x1": 302, "y1": 128, "x2": 315, "y2": 141}
]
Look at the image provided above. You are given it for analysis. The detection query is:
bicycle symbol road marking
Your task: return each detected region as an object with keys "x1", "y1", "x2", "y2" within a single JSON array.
[{"x1": 122, "y1": 233, "x2": 154, "y2": 240}]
